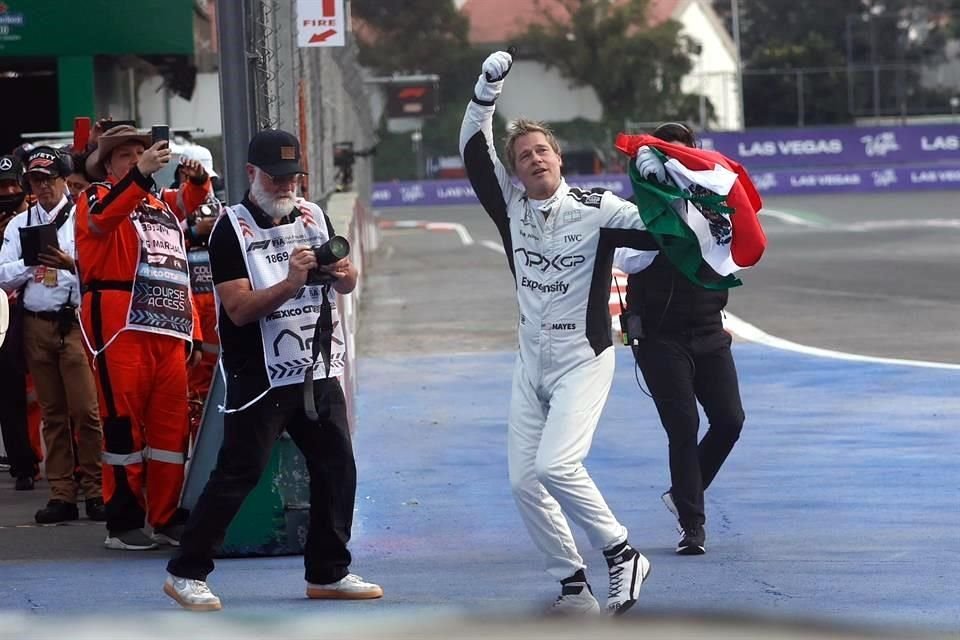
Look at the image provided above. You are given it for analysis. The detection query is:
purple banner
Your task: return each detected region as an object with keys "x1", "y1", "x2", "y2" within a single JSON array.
[
  {"x1": 699, "y1": 125, "x2": 960, "y2": 169},
  {"x1": 372, "y1": 164, "x2": 960, "y2": 208}
]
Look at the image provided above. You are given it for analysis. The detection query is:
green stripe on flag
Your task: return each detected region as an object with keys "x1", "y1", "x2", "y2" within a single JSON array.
[{"x1": 628, "y1": 158, "x2": 741, "y2": 291}]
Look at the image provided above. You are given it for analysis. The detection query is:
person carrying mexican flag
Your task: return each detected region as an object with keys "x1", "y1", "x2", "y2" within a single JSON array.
[
  {"x1": 615, "y1": 124, "x2": 766, "y2": 289},
  {"x1": 613, "y1": 122, "x2": 766, "y2": 557}
]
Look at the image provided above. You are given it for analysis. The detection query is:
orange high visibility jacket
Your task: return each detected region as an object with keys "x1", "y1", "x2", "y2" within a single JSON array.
[{"x1": 75, "y1": 167, "x2": 210, "y2": 352}]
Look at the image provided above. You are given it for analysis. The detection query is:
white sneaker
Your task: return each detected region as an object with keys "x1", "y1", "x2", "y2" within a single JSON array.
[
  {"x1": 604, "y1": 545, "x2": 651, "y2": 615},
  {"x1": 661, "y1": 490, "x2": 679, "y2": 518},
  {"x1": 549, "y1": 581, "x2": 601, "y2": 615},
  {"x1": 163, "y1": 574, "x2": 222, "y2": 611},
  {"x1": 661, "y1": 490, "x2": 683, "y2": 534},
  {"x1": 306, "y1": 574, "x2": 383, "y2": 600}
]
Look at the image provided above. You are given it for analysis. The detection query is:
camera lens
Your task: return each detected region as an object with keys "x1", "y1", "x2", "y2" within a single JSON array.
[{"x1": 327, "y1": 236, "x2": 349, "y2": 260}]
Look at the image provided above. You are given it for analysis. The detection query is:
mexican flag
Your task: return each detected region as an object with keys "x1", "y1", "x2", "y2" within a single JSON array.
[{"x1": 615, "y1": 133, "x2": 767, "y2": 290}]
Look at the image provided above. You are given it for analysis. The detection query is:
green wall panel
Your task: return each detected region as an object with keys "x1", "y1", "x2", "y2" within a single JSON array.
[{"x1": 0, "y1": 0, "x2": 194, "y2": 56}]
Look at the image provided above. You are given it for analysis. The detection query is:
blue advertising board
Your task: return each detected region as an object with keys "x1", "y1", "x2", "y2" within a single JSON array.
[
  {"x1": 371, "y1": 163, "x2": 960, "y2": 208},
  {"x1": 699, "y1": 125, "x2": 960, "y2": 169}
]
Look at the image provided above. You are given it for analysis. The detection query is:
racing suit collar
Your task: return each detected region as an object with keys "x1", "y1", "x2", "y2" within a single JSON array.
[{"x1": 526, "y1": 178, "x2": 569, "y2": 216}]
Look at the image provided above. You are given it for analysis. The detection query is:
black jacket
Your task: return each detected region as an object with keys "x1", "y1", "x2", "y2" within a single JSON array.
[{"x1": 625, "y1": 254, "x2": 728, "y2": 335}]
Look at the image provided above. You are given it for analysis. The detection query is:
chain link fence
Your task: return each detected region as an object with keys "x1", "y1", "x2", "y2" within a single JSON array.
[
  {"x1": 743, "y1": 63, "x2": 960, "y2": 128},
  {"x1": 247, "y1": 0, "x2": 377, "y2": 206}
]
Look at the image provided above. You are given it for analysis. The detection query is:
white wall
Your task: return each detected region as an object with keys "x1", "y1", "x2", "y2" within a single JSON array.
[
  {"x1": 137, "y1": 72, "x2": 223, "y2": 137},
  {"x1": 677, "y1": 0, "x2": 741, "y2": 130},
  {"x1": 495, "y1": 60, "x2": 603, "y2": 123}
]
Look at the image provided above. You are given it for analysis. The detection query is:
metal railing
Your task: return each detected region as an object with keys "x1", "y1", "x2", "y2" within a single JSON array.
[{"x1": 217, "y1": 0, "x2": 377, "y2": 206}]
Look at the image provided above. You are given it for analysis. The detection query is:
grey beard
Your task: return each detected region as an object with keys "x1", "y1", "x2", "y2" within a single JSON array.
[{"x1": 250, "y1": 181, "x2": 296, "y2": 219}]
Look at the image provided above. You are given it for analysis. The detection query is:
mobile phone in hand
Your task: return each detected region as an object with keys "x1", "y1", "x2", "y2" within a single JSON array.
[{"x1": 151, "y1": 125, "x2": 170, "y2": 145}]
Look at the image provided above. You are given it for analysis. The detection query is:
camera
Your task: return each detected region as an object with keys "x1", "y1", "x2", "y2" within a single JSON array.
[
  {"x1": 193, "y1": 203, "x2": 218, "y2": 219},
  {"x1": 307, "y1": 235, "x2": 350, "y2": 285}
]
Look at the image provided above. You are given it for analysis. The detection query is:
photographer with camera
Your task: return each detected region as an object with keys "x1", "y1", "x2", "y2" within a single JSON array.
[
  {"x1": 164, "y1": 129, "x2": 379, "y2": 612},
  {"x1": 0, "y1": 146, "x2": 105, "y2": 523}
]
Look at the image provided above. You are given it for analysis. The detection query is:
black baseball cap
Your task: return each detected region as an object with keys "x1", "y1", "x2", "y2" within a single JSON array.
[
  {"x1": 0, "y1": 155, "x2": 22, "y2": 182},
  {"x1": 247, "y1": 129, "x2": 307, "y2": 177},
  {"x1": 24, "y1": 146, "x2": 64, "y2": 177}
]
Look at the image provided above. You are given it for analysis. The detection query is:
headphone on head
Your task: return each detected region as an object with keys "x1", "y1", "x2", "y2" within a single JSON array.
[
  {"x1": 20, "y1": 146, "x2": 73, "y2": 194},
  {"x1": 652, "y1": 122, "x2": 696, "y2": 147}
]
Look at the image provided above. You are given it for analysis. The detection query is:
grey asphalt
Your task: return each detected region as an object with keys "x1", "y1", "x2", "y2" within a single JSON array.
[{"x1": 1, "y1": 190, "x2": 958, "y2": 638}]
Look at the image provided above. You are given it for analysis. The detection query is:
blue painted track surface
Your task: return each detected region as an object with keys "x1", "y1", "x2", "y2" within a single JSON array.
[{"x1": 1, "y1": 345, "x2": 957, "y2": 633}]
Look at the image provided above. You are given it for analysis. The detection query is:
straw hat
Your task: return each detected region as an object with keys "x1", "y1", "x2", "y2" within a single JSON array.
[{"x1": 85, "y1": 125, "x2": 153, "y2": 181}]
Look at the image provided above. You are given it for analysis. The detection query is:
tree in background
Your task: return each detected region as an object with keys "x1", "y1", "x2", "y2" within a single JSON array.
[
  {"x1": 521, "y1": 0, "x2": 709, "y2": 132},
  {"x1": 712, "y1": 0, "x2": 960, "y2": 126},
  {"x1": 352, "y1": 0, "x2": 492, "y2": 180},
  {"x1": 353, "y1": 0, "x2": 710, "y2": 180}
]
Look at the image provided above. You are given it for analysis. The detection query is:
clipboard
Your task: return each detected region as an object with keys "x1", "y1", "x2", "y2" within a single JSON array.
[{"x1": 19, "y1": 223, "x2": 61, "y2": 267}]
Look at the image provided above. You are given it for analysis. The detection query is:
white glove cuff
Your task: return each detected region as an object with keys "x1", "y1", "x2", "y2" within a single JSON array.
[{"x1": 473, "y1": 75, "x2": 503, "y2": 105}]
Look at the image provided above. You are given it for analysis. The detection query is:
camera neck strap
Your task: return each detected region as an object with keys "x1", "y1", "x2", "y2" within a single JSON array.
[{"x1": 303, "y1": 283, "x2": 334, "y2": 422}]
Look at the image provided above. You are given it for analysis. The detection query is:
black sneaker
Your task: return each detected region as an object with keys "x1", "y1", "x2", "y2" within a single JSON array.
[
  {"x1": 14, "y1": 475, "x2": 35, "y2": 491},
  {"x1": 151, "y1": 523, "x2": 184, "y2": 547},
  {"x1": 85, "y1": 497, "x2": 107, "y2": 521},
  {"x1": 35, "y1": 500, "x2": 80, "y2": 524},
  {"x1": 676, "y1": 524, "x2": 706, "y2": 555}
]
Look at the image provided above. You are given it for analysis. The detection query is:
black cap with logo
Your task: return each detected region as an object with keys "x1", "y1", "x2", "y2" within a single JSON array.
[
  {"x1": 24, "y1": 146, "x2": 68, "y2": 177},
  {"x1": 0, "y1": 155, "x2": 22, "y2": 183},
  {"x1": 247, "y1": 129, "x2": 307, "y2": 177}
]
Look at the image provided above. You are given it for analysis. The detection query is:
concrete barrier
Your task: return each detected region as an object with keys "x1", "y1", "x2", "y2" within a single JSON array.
[{"x1": 325, "y1": 191, "x2": 379, "y2": 429}]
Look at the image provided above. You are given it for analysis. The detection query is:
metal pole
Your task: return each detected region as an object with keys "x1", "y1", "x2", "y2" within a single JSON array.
[
  {"x1": 731, "y1": 0, "x2": 746, "y2": 129},
  {"x1": 796, "y1": 70, "x2": 804, "y2": 127},
  {"x1": 845, "y1": 15, "x2": 855, "y2": 117},
  {"x1": 217, "y1": 0, "x2": 257, "y2": 204},
  {"x1": 869, "y1": 13, "x2": 880, "y2": 118}
]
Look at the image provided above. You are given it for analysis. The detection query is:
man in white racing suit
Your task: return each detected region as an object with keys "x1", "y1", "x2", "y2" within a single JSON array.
[{"x1": 459, "y1": 50, "x2": 658, "y2": 616}]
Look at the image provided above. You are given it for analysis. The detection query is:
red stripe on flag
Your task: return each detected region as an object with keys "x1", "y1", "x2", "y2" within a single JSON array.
[{"x1": 615, "y1": 133, "x2": 767, "y2": 268}]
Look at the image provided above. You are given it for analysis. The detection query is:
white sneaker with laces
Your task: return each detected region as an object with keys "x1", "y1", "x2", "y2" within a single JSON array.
[
  {"x1": 604, "y1": 545, "x2": 651, "y2": 615},
  {"x1": 163, "y1": 574, "x2": 222, "y2": 611},
  {"x1": 306, "y1": 573, "x2": 383, "y2": 600},
  {"x1": 549, "y1": 582, "x2": 601, "y2": 615}
]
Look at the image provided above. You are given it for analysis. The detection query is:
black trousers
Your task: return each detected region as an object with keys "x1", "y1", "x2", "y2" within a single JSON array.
[
  {"x1": 167, "y1": 377, "x2": 356, "y2": 584},
  {"x1": 0, "y1": 308, "x2": 37, "y2": 479},
  {"x1": 634, "y1": 329, "x2": 744, "y2": 529}
]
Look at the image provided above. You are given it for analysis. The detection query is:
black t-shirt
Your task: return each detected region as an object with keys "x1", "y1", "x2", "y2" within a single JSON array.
[{"x1": 209, "y1": 193, "x2": 336, "y2": 388}]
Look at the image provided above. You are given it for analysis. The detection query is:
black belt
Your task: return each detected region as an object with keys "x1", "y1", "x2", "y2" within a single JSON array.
[
  {"x1": 24, "y1": 309, "x2": 61, "y2": 322},
  {"x1": 81, "y1": 280, "x2": 133, "y2": 295}
]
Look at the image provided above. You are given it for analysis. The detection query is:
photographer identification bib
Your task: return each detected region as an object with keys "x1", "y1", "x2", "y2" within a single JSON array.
[{"x1": 220, "y1": 201, "x2": 345, "y2": 411}]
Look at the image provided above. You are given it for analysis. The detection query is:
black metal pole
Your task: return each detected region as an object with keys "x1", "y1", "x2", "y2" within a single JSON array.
[{"x1": 216, "y1": 0, "x2": 257, "y2": 203}]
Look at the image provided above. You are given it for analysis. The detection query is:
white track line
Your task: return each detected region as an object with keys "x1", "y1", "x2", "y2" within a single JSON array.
[
  {"x1": 724, "y1": 312, "x2": 960, "y2": 370},
  {"x1": 479, "y1": 241, "x2": 955, "y2": 368},
  {"x1": 425, "y1": 222, "x2": 474, "y2": 245},
  {"x1": 760, "y1": 208, "x2": 824, "y2": 227},
  {"x1": 836, "y1": 218, "x2": 960, "y2": 232},
  {"x1": 480, "y1": 240, "x2": 505, "y2": 254},
  {"x1": 383, "y1": 220, "x2": 475, "y2": 246}
]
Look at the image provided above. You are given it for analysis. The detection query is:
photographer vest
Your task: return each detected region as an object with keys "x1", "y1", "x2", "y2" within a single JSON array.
[{"x1": 220, "y1": 201, "x2": 345, "y2": 412}]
